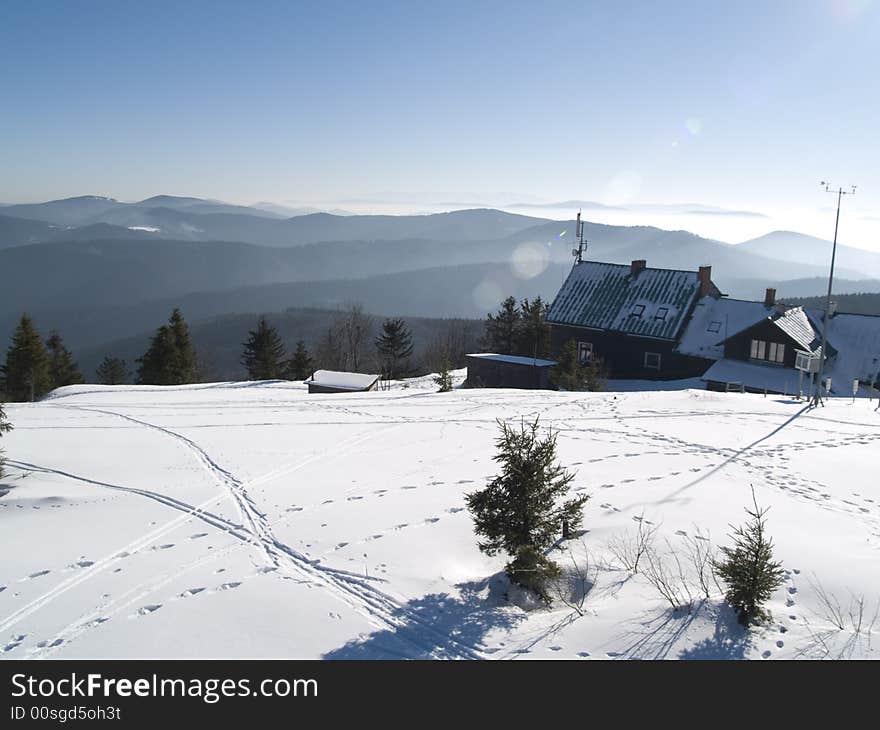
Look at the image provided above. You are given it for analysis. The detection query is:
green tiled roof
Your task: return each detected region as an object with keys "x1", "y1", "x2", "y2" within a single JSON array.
[{"x1": 547, "y1": 261, "x2": 702, "y2": 341}]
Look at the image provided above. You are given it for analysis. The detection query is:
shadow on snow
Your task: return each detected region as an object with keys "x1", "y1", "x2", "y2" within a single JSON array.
[{"x1": 323, "y1": 577, "x2": 524, "y2": 660}]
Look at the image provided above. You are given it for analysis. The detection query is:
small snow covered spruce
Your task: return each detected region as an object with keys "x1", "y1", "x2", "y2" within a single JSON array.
[
  {"x1": 713, "y1": 490, "x2": 785, "y2": 627},
  {"x1": 434, "y1": 357, "x2": 453, "y2": 392},
  {"x1": 466, "y1": 417, "x2": 588, "y2": 604}
]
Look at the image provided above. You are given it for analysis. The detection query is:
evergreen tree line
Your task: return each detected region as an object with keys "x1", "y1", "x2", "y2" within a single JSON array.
[
  {"x1": 2, "y1": 295, "x2": 608, "y2": 394},
  {"x1": 0, "y1": 314, "x2": 85, "y2": 402}
]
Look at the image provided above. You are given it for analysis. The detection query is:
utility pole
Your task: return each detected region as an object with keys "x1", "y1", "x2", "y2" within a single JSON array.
[{"x1": 812, "y1": 182, "x2": 856, "y2": 407}]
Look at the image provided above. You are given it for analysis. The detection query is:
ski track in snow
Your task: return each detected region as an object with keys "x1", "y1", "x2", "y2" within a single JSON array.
[
  {"x1": 3, "y1": 384, "x2": 878, "y2": 659},
  {"x1": 5, "y1": 402, "x2": 484, "y2": 659}
]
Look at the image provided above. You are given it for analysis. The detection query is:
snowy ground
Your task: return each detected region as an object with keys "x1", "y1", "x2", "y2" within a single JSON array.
[{"x1": 1, "y1": 373, "x2": 879, "y2": 660}]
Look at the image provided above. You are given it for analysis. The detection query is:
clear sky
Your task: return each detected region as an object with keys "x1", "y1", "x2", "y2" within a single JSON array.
[{"x1": 1, "y1": 1, "x2": 878, "y2": 247}]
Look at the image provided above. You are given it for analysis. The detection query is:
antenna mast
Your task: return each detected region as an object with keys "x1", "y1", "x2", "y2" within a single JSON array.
[
  {"x1": 572, "y1": 209, "x2": 587, "y2": 264},
  {"x1": 811, "y1": 182, "x2": 856, "y2": 407}
]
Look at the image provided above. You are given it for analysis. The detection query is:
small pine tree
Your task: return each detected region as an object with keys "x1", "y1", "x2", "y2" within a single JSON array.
[
  {"x1": 241, "y1": 316, "x2": 287, "y2": 380},
  {"x1": 96, "y1": 356, "x2": 129, "y2": 385},
  {"x1": 137, "y1": 309, "x2": 199, "y2": 385},
  {"x1": 0, "y1": 399, "x2": 12, "y2": 480},
  {"x1": 2, "y1": 314, "x2": 51, "y2": 402},
  {"x1": 483, "y1": 297, "x2": 521, "y2": 355},
  {"x1": 46, "y1": 331, "x2": 84, "y2": 389},
  {"x1": 375, "y1": 318, "x2": 414, "y2": 383},
  {"x1": 713, "y1": 490, "x2": 785, "y2": 627},
  {"x1": 286, "y1": 340, "x2": 313, "y2": 380},
  {"x1": 550, "y1": 339, "x2": 605, "y2": 392},
  {"x1": 434, "y1": 356, "x2": 454, "y2": 392},
  {"x1": 466, "y1": 418, "x2": 589, "y2": 603}
]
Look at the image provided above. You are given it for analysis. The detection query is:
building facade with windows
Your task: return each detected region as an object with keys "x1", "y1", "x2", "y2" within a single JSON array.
[
  {"x1": 546, "y1": 259, "x2": 720, "y2": 380},
  {"x1": 545, "y1": 257, "x2": 880, "y2": 393}
]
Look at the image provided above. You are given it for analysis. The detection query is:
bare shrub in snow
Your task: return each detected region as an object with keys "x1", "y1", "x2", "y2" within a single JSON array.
[
  {"x1": 550, "y1": 539, "x2": 596, "y2": 616},
  {"x1": 801, "y1": 576, "x2": 880, "y2": 659},
  {"x1": 681, "y1": 528, "x2": 721, "y2": 601},
  {"x1": 642, "y1": 539, "x2": 698, "y2": 612},
  {"x1": 606, "y1": 513, "x2": 658, "y2": 574}
]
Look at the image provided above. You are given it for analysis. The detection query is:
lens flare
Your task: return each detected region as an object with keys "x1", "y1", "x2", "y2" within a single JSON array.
[
  {"x1": 604, "y1": 171, "x2": 643, "y2": 206},
  {"x1": 473, "y1": 278, "x2": 506, "y2": 312},
  {"x1": 511, "y1": 241, "x2": 550, "y2": 279}
]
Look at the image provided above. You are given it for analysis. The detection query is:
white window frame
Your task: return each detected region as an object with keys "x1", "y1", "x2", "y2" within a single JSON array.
[
  {"x1": 768, "y1": 342, "x2": 785, "y2": 363},
  {"x1": 577, "y1": 341, "x2": 593, "y2": 364},
  {"x1": 750, "y1": 339, "x2": 766, "y2": 360},
  {"x1": 644, "y1": 352, "x2": 661, "y2": 370}
]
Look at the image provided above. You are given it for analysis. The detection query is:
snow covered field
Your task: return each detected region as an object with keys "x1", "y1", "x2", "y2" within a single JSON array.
[{"x1": 1, "y1": 375, "x2": 878, "y2": 660}]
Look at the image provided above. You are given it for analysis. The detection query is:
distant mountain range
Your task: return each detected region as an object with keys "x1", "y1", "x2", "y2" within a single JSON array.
[{"x1": 4, "y1": 193, "x2": 880, "y2": 379}]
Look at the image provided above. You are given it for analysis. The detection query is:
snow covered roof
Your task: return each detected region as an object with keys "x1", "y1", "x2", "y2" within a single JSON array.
[
  {"x1": 804, "y1": 310, "x2": 880, "y2": 390},
  {"x1": 466, "y1": 353, "x2": 557, "y2": 367},
  {"x1": 305, "y1": 370, "x2": 380, "y2": 390},
  {"x1": 547, "y1": 261, "x2": 704, "y2": 340},
  {"x1": 701, "y1": 358, "x2": 803, "y2": 395},
  {"x1": 773, "y1": 307, "x2": 820, "y2": 352},
  {"x1": 676, "y1": 296, "x2": 773, "y2": 360}
]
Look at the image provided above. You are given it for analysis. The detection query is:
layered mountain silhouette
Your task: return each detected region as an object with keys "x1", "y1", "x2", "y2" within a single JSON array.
[{"x1": 3, "y1": 194, "x2": 879, "y2": 378}]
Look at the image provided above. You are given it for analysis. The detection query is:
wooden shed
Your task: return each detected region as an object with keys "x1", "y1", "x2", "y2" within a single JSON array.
[{"x1": 465, "y1": 353, "x2": 557, "y2": 390}]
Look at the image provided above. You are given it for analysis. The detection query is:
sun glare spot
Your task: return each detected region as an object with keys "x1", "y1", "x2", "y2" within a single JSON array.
[
  {"x1": 510, "y1": 242, "x2": 550, "y2": 280},
  {"x1": 685, "y1": 117, "x2": 702, "y2": 136}
]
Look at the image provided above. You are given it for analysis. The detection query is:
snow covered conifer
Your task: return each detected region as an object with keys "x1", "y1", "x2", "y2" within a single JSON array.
[
  {"x1": 3, "y1": 313, "x2": 51, "y2": 401},
  {"x1": 46, "y1": 331, "x2": 84, "y2": 389},
  {"x1": 714, "y1": 491, "x2": 785, "y2": 626},
  {"x1": 241, "y1": 316, "x2": 286, "y2": 380},
  {"x1": 466, "y1": 418, "x2": 588, "y2": 603},
  {"x1": 96, "y1": 356, "x2": 129, "y2": 385}
]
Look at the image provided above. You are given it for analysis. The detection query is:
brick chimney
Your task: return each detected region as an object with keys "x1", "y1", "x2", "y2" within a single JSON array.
[
  {"x1": 764, "y1": 287, "x2": 776, "y2": 307},
  {"x1": 630, "y1": 259, "x2": 646, "y2": 276},
  {"x1": 698, "y1": 265, "x2": 712, "y2": 297}
]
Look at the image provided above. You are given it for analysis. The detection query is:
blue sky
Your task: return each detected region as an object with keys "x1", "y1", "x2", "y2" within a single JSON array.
[{"x1": 1, "y1": 1, "x2": 877, "y2": 246}]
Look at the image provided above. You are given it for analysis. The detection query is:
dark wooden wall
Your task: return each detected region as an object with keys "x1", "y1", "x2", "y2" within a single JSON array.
[{"x1": 550, "y1": 324, "x2": 711, "y2": 380}]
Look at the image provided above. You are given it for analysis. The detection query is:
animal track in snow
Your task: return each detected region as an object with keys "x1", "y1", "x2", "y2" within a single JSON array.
[
  {"x1": 137, "y1": 604, "x2": 162, "y2": 616},
  {"x1": 218, "y1": 582, "x2": 241, "y2": 591}
]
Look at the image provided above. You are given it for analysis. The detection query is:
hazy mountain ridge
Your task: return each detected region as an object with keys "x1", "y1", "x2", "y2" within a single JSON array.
[
  {"x1": 737, "y1": 231, "x2": 880, "y2": 279},
  {"x1": 4, "y1": 194, "x2": 879, "y2": 377}
]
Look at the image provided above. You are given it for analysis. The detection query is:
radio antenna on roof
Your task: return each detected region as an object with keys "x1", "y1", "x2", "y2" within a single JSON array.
[{"x1": 571, "y1": 209, "x2": 587, "y2": 264}]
